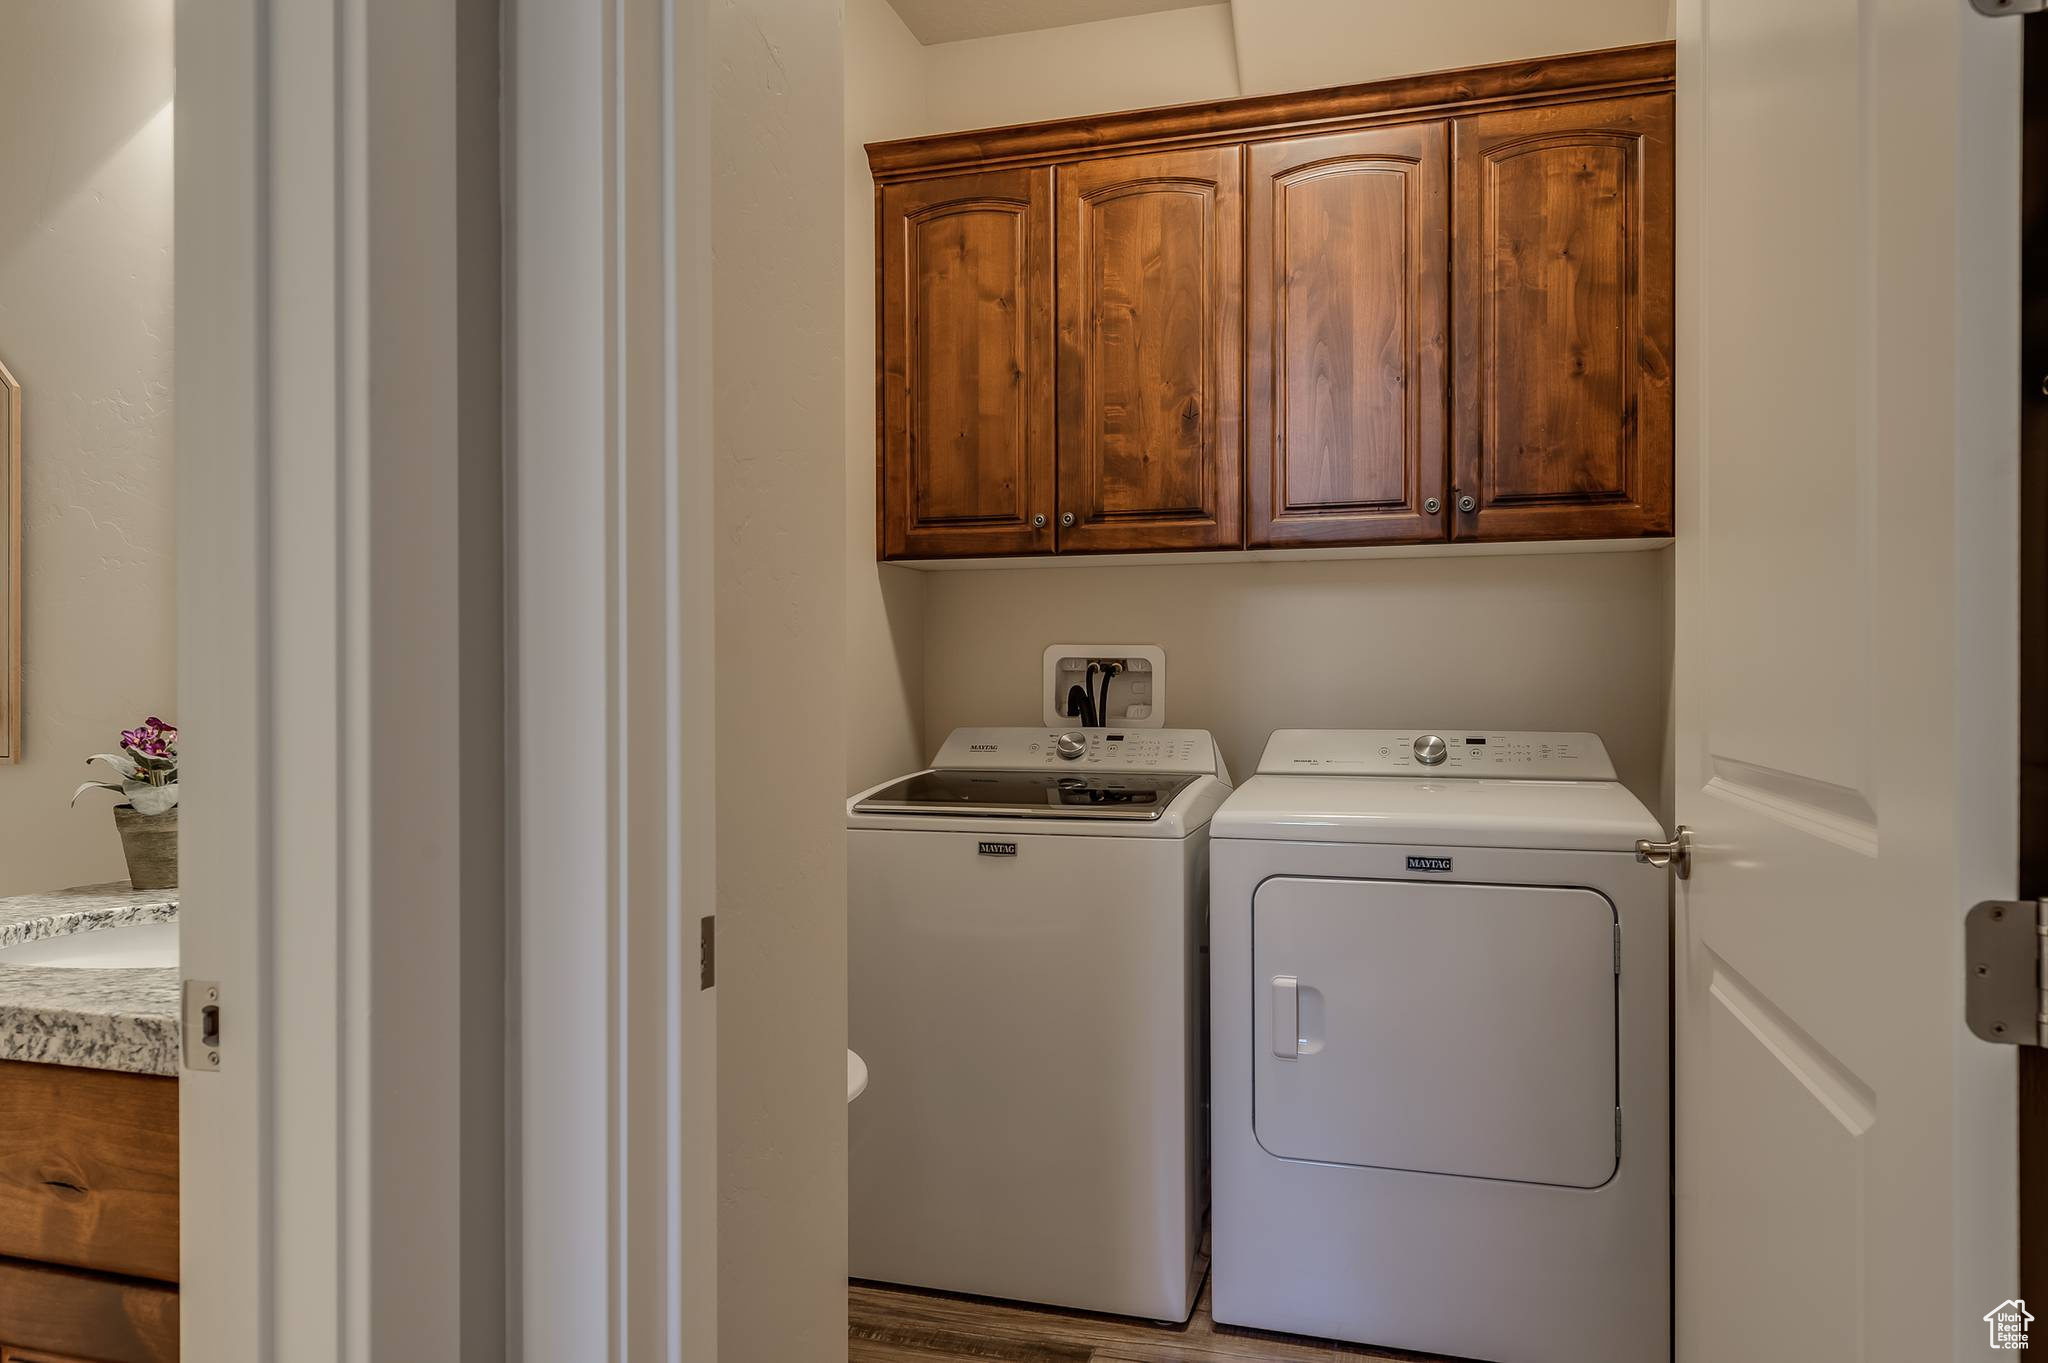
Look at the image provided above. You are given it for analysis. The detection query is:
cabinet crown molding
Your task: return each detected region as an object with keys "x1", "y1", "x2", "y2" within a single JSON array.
[{"x1": 865, "y1": 41, "x2": 1674, "y2": 181}]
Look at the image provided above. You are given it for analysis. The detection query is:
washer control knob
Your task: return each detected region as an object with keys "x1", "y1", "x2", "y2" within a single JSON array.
[
  {"x1": 1055, "y1": 730, "x2": 1088, "y2": 760},
  {"x1": 1413, "y1": 734, "x2": 1449, "y2": 766}
]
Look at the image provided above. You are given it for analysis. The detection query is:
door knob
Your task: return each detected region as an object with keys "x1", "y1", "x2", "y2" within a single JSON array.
[
  {"x1": 1634, "y1": 825, "x2": 1693, "y2": 879},
  {"x1": 1061, "y1": 512, "x2": 1075, "y2": 527},
  {"x1": 1032, "y1": 514, "x2": 1046, "y2": 528}
]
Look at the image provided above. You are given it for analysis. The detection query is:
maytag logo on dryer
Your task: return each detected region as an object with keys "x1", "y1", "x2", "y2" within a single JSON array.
[
  {"x1": 969, "y1": 743, "x2": 1000, "y2": 751},
  {"x1": 1407, "y1": 855, "x2": 1454, "y2": 874},
  {"x1": 978, "y1": 841, "x2": 1018, "y2": 857}
]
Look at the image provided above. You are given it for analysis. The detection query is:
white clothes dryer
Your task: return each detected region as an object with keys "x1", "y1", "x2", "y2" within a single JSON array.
[{"x1": 1209, "y1": 729, "x2": 1670, "y2": 1363}]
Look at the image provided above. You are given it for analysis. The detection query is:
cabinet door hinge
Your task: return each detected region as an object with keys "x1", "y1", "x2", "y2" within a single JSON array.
[
  {"x1": 699, "y1": 915, "x2": 716, "y2": 991},
  {"x1": 1965, "y1": 900, "x2": 2047, "y2": 1045}
]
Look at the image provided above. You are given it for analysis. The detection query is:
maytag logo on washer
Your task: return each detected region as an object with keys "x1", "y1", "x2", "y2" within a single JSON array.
[
  {"x1": 978, "y1": 841, "x2": 1018, "y2": 857},
  {"x1": 1407, "y1": 855, "x2": 1454, "y2": 873}
]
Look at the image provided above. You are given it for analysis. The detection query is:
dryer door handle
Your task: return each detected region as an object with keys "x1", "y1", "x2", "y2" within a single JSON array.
[{"x1": 1272, "y1": 975, "x2": 1299, "y2": 1058}]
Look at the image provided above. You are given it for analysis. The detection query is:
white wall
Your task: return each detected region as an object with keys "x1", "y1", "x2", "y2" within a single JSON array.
[
  {"x1": 1228, "y1": 0, "x2": 1672, "y2": 95},
  {"x1": 923, "y1": 3, "x2": 1241, "y2": 129},
  {"x1": 924, "y1": 551, "x2": 1673, "y2": 813},
  {"x1": 913, "y1": 0, "x2": 1672, "y2": 130},
  {"x1": 846, "y1": 0, "x2": 929, "y2": 792},
  {"x1": 0, "y1": 2, "x2": 175, "y2": 896},
  {"x1": 716, "y1": 0, "x2": 850, "y2": 1357}
]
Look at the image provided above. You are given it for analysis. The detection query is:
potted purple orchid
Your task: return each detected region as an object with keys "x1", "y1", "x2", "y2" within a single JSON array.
[{"x1": 71, "y1": 716, "x2": 179, "y2": 890}]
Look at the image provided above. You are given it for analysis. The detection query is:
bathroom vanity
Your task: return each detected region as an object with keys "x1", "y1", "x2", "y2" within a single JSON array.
[{"x1": 0, "y1": 887, "x2": 180, "y2": 1363}]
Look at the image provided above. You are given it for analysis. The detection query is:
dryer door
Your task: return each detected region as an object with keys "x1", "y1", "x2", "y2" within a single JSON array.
[{"x1": 1253, "y1": 875, "x2": 1618, "y2": 1188}]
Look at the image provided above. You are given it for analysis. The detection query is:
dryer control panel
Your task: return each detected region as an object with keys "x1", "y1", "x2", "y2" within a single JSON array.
[
  {"x1": 1255, "y1": 729, "x2": 1616, "y2": 781},
  {"x1": 932, "y1": 727, "x2": 1220, "y2": 774}
]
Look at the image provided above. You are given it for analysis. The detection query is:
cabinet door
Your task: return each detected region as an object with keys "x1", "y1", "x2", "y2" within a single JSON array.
[
  {"x1": 1451, "y1": 94, "x2": 1673, "y2": 540},
  {"x1": 879, "y1": 169, "x2": 1055, "y2": 559},
  {"x1": 0, "y1": 1255, "x2": 178, "y2": 1363},
  {"x1": 1056, "y1": 147, "x2": 1242, "y2": 551},
  {"x1": 1247, "y1": 124, "x2": 1448, "y2": 547}
]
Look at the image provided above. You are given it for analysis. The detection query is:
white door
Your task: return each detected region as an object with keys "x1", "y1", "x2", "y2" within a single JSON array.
[{"x1": 1673, "y1": 1, "x2": 2021, "y2": 1360}]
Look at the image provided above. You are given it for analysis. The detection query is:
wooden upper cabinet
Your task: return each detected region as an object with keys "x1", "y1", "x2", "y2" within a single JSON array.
[
  {"x1": 1247, "y1": 124, "x2": 1448, "y2": 547},
  {"x1": 867, "y1": 43, "x2": 1676, "y2": 562},
  {"x1": 878, "y1": 168, "x2": 1055, "y2": 559},
  {"x1": 1056, "y1": 147, "x2": 1243, "y2": 552},
  {"x1": 1451, "y1": 93, "x2": 1674, "y2": 540}
]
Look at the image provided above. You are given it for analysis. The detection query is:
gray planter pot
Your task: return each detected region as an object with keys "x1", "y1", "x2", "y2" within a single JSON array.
[{"x1": 113, "y1": 804, "x2": 178, "y2": 891}]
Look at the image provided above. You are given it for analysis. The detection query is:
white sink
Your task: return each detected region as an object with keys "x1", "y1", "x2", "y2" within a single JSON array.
[{"x1": 0, "y1": 920, "x2": 179, "y2": 968}]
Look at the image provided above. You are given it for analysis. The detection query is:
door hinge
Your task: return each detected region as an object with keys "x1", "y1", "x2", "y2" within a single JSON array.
[
  {"x1": 1965, "y1": 900, "x2": 2047, "y2": 1045},
  {"x1": 1970, "y1": 0, "x2": 2046, "y2": 15},
  {"x1": 699, "y1": 915, "x2": 716, "y2": 991},
  {"x1": 1634, "y1": 825, "x2": 1693, "y2": 880},
  {"x1": 183, "y1": 980, "x2": 222, "y2": 1071}
]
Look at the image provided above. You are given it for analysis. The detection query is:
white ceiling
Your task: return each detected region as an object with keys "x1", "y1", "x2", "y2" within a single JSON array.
[{"x1": 886, "y1": 0, "x2": 1222, "y2": 45}]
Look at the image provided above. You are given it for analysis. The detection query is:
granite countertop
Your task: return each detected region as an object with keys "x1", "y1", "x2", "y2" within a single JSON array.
[{"x1": 0, "y1": 883, "x2": 179, "y2": 1077}]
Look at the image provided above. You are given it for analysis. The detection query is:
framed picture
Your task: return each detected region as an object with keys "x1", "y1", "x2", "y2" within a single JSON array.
[{"x1": 0, "y1": 360, "x2": 18, "y2": 762}]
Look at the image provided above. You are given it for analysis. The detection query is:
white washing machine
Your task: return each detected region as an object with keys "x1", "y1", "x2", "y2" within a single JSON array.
[
  {"x1": 1210, "y1": 729, "x2": 1669, "y2": 1363},
  {"x1": 848, "y1": 726, "x2": 1231, "y2": 1322}
]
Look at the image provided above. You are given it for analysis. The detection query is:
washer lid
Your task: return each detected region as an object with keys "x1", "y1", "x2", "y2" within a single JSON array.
[
  {"x1": 852, "y1": 769, "x2": 1196, "y2": 821},
  {"x1": 1211, "y1": 774, "x2": 1660, "y2": 851}
]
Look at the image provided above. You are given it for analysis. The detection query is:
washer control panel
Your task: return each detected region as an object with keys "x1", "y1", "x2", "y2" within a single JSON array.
[
  {"x1": 931, "y1": 727, "x2": 1218, "y2": 774},
  {"x1": 1255, "y1": 729, "x2": 1615, "y2": 781}
]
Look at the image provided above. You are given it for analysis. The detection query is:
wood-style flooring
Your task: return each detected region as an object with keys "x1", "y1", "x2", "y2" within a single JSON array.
[{"x1": 850, "y1": 1274, "x2": 1460, "y2": 1363}]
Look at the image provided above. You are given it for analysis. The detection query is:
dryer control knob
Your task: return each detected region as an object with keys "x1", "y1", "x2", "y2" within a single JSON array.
[
  {"x1": 1055, "y1": 730, "x2": 1087, "y2": 760},
  {"x1": 1413, "y1": 734, "x2": 1448, "y2": 766}
]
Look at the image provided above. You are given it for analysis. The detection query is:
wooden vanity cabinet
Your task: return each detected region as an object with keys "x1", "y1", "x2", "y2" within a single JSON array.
[
  {"x1": 1055, "y1": 147, "x2": 1243, "y2": 552},
  {"x1": 878, "y1": 168, "x2": 1056, "y2": 559},
  {"x1": 0, "y1": 1061, "x2": 179, "y2": 1363},
  {"x1": 1246, "y1": 123, "x2": 1448, "y2": 547},
  {"x1": 1450, "y1": 93, "x2": 1675, "y2": 541}
]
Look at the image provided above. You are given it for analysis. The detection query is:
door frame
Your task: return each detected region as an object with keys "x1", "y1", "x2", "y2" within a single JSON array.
[
  {"x1": 2020, "y1": 8, "x2": 2047, "y2": 1315},
  {"x1": 506, "y1": 0, "x2": 717, "y2": 1357},
  {"x1": 176, "y1": 0, "x2": 711, "y2": 1357},
  {"x1": 178, "y1": 0, "x2": 511, "y2": 1354}
]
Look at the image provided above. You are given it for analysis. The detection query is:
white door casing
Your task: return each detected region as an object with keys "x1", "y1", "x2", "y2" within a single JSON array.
[
  {"x1": 1673, "y1": 1, "x2": 2021, "y2": 1360},
  {"x1": 178, "y1": 0, "x2": 505, "y2": 1356},
  {"x1": 509, "y1": 0, "x2": 719, "y2": 1359},
  {"x1": 180, "y1": 0, "x2": 713, "y2": 1358}
]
